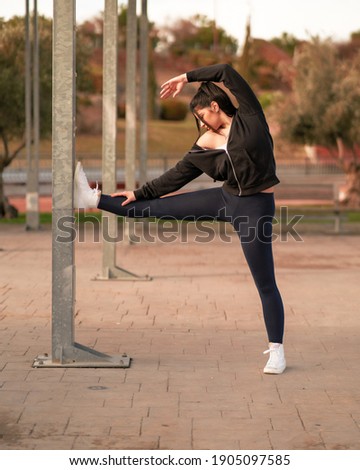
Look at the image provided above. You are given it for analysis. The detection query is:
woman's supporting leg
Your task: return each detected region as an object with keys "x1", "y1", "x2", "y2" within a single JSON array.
[
  {"x1": 228, "y1": 192, "x2": 284, "y2": 343},
  {"x1": 240, "y1": 233, "x2": 284, "y2": 343}
]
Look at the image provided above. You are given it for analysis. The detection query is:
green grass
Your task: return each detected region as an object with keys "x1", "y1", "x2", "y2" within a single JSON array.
[
  {"x1": 0, "y1": 212, "x2": 102, "y2": 225},
  {"x1": 2, "y1": 208, "x2": 360, "y2": 226},
  {"x1": 0, "y1": 213, "x2": 52, "y2": 224},
  {"x1": 348, "y1": 211, "x2": 360, "y2": 222},
  {"x1": 275, "y1": 207, "x2": 360, "y2": 223},
  {"x1": 9, "y1": 117, "x2": 199, "y2": 162}
]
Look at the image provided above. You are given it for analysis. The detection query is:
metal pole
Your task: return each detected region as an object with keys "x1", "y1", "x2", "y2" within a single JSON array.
[
  {"x1": 25, "y1": 0, "x2": 40, "y2": 230},
  {"x1": 34, "y1": 0, "x2": 130, "y2": 368},
  {"x1": 32, "y1": 0, "x2": 40, "y2": 214},
  {"x1": 125, "y1": 0, "x2": 137, "y2": 191},
  {"x1": 139, "y1": 0, "x2": 148, "y2": 187},
  {"x1": 123, "y1": 0, "x2": 138, "y2": 246},
  {"x1": 50, "y1": 0, "x2": 77, "y2": 362},
  {"x1": 100, "y1": 0, "x2": 120, "y2": 278},
  {"x1": 25, "y1": 0, "x2": 31, "y2": 189},
  {"x1": 97, "y1": 0, "x2": 148, "y2": 281}
]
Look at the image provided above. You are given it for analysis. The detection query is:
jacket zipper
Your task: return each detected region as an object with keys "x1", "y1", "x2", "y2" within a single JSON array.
[
  {"x1": 190, "y1": 147, "x2": 242, "y2": 196},
  {"x1": 225, "y1": 149, "x2": 242, "y2": 196}
]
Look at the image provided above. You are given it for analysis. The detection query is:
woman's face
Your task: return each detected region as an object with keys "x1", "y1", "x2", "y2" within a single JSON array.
[{"x1": 195, "y1": 102, "x2": 222, "y2": 132}]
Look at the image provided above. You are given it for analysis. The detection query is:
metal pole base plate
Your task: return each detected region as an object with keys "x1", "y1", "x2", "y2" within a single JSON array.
[
  {"x1": 94, "y1": 265, "x2": 152, "y2": 281},
  {"x1": 33, "y1": 342, "x2": 131, "y2": 368},
  {"x1": 33, "y1": 353, "x2": 131, "y2": 368},
  {"x1": 32, "y1": 356, "x2": 131, "y2": 369}
]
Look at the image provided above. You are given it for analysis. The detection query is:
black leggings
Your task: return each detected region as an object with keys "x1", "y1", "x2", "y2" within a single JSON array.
[{"x1": 98, "y1": 188, "x2": 284, "y2": 343}]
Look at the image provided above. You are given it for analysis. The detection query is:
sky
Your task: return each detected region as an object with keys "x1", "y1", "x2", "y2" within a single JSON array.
[{"x1": 1, "y1": 0, "x2": 359, "y2": 48}]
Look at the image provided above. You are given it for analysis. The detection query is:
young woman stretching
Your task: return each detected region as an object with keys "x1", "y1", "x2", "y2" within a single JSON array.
[{"x1": 74, "y1": 63, "x2": 286, "y2": 374}]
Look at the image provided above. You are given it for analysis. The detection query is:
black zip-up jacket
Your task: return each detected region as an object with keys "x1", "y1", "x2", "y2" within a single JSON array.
[{"x1": 134, "y1": 64, "x2": 280, "y2": 200}]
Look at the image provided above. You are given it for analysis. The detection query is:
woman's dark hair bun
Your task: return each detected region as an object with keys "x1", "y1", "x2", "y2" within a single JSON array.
[{"x1": 190, "y1": 82, "x2": 236, "y2": 118}]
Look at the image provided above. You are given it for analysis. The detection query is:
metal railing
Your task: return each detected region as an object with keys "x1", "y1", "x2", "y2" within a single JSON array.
[{"x1": 3, "y1": 152, "x2": 344, "y2": 184}]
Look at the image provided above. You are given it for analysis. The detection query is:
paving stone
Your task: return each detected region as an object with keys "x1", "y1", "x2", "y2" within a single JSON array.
[
  {"x1": 109, "y1": 417, "x2": 142, "y2": 438},
  {"x1": 0, "y1": 437, "x2": 37, "y2": 450},
  {"x1": 72, "y1": 435, "x2": 159, "y2": 450},
  {"x1": 193, "y1": 417, "x2": 272, "y2": 444},
  {"x1": 33, "y1": 436, "x2": 77, "y2": 450},
  {"x1": 0, "y1": 390, "x2": 28, "y2": 405},
  {"x1": 132, "y1": 391, "x2": 179, "y2": 409},
  {"x1": 65, "y1": 424, "x2": 112, "y2": 437},
  {"x1": 24, "y1": 390, "x2": 68, "y2": 405},
  {"x1": 17, "y1": 402, "x2": 72, "y2": 425},
  {"x1": 192, "y1": 439, "x2": 241, "y2": 450},
  {"x1": 268, "y1": 430, "x2": 326, "y2": 450},
  {"x1": 321, "y1": 430, "x2": 360, "y2": 450},
  {"x1": 158, "y1": 438, "x2": 192, "y2": 450},
  {"x1": 31, "y1": 422, "x2": 68, "y2": 438},
  {"x1": 298, "y1": 410, "x2": 360, "y2": 434}
]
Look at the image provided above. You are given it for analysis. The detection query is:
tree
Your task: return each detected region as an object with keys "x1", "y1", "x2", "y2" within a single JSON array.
[
  {"x1": 279, "y1": 39, "x2": 338, "y2": 145},
  {"x1": 350, "y1": 30, "x2": 360, "y2": 42},
  {"x1": 323, "y1": 51, "x2": 360, "y2": 206},
  {"x1": 0, "y1": 16, "x2": 52, "y2": 218},
  {"x1": 238, "y1": 18, "x2": 252, "y2": 82},
  {"x1": 270, "y1": 32, "x2": 300, "y2": 57},
  {"x1": 236, "y1": 19, "x2": 293, "y2": 90},
  {"x1": 116, "y1": 4, "x2": 159, "y2": 119},
  {"x1": 278, "y1": 38, "x2": 360, "y2": 207},
  {"x1": 159, "y1": 14, "x2": 238, "y2": 64},
  {"x1": 78, "y1": 6, "x2": 159, "y2": 118},
  {"x1": 0, "y1": 15, "x2": 94, "y2": 218}
]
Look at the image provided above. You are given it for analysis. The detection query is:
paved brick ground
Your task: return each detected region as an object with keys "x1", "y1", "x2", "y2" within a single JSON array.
[{"x1": 0, "y1": 222, "x2": 360, "y2": 450}]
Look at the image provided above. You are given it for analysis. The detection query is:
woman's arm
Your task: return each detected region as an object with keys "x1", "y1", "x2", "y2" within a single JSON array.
[
  {"x1": 111, "y1": 156, "x2": 202, "y2": 205},
  {"x1": 132, "y1": 156, "x2": 203, "y2": 201},
  {"x1": 160, "y1": 64, "x2": 262, "y2": 115},
  {"x1": 186, "y1": 63, "x2": 262, "y2": 115}
]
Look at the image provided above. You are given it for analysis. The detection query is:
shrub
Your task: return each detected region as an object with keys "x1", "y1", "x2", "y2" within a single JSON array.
[
  {"x1": 159, "y1": 99, "x2": 188, "y2": 121},
  {"x1": 258, "y1": 92, "x2": 275, "y2": 110}
]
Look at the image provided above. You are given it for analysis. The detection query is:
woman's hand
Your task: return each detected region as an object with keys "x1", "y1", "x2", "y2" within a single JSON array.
[
  {"x1": 160, "y1": 73, "x2": 188, "y2": 99},
  {"x1": 111, "y1": 190, "x2": 136, "y2": 206}
]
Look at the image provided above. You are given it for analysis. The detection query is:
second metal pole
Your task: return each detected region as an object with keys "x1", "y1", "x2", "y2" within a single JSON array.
[
  {"x1": 25, "y1": 0, "x2": 40, "y2": 230},
  {"x1": 100, "y1": 0, "x2": 120, "y2": 279},
  {"x1": 125, "y1": 0, "x2": 138, "y2": 192},
  {"x1": 139, "y1": 0, "x2": 148, "y2": 187},
  {"x1": 97, "y1": 0, "x2": 148, "y2": 281}
]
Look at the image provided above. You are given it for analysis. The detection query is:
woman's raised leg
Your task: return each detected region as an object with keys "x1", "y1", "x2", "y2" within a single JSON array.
[{"x1": 98, "y1": 188, "x2": 228, "y2": 221}]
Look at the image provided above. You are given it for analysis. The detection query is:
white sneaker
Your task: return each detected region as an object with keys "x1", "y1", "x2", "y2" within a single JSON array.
[
  {"x1": 263, "y1": 343, "x2": 286, "y2": 374},
  {"x1": 74, "y1": 162, "x2": 100, "y2": 209}
]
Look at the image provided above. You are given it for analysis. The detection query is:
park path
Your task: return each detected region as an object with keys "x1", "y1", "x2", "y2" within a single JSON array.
[{"x1": 1, "y1": 223, "x2": 360, "y2": 450}]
